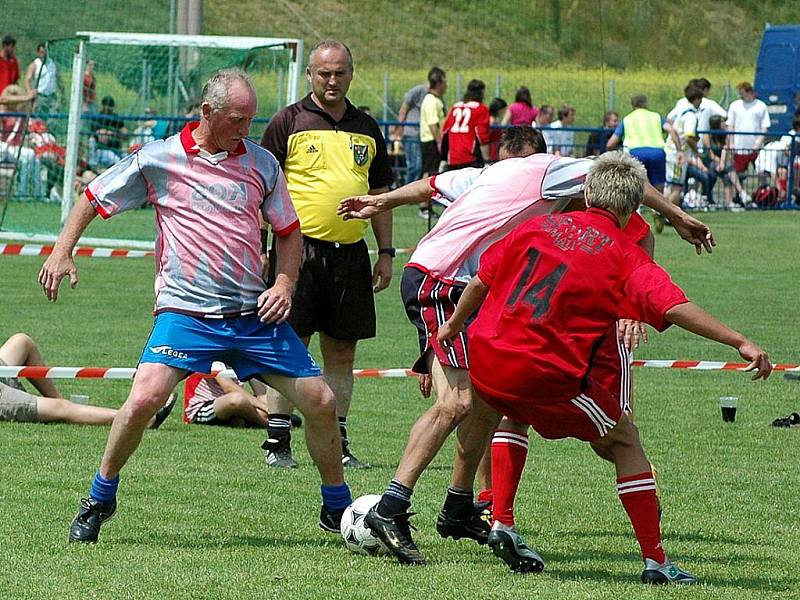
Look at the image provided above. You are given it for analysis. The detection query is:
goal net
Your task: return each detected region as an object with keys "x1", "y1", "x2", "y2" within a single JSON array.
[{"x1": 0, "y1": 31, "x2": 302, "y2": 248}]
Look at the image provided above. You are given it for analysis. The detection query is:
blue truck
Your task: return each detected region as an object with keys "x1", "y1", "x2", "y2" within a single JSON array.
[{"x1": 754, "y1": 24, "x2": 800, "y2": 133}]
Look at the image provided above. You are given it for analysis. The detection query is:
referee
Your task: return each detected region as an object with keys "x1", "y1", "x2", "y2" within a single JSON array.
[{"x1": 261, "y1": 39, "x2": 394, "y2": 469}]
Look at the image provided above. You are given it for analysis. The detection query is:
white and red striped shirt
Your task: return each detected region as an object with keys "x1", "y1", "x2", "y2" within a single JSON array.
[
  {"x1": 409, "y1": 154, "x2": 591, "y2": 283},
  {"x1": 86, "y1": 122, "x2": 299, "y2": 316}
]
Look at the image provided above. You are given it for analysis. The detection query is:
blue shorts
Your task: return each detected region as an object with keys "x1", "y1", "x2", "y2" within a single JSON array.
[
  {"x1": 139, "y1": 312, "x2": 321, "y2": 381},
  {"x1": 630, "y1": 147, "x2": 666, "y2": 187}
]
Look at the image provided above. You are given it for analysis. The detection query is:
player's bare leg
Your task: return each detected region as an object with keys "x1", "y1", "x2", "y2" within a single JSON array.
[
  {"x1": 436, "y1": 392, "x2": 500, "y2": 545},
  {"x1": 37, "y1": 396, "x2": 118, "y2": 425},
  {"x1": 0, "y1": 332, "x2": 60, "y2": 398},
  {"x1": 366, "y1": 356, "x2": 473, "y2": 565},
  {"x1": 263, "y1": 373, "x2": 352, "y2": 532},
  {"x1": 99, "y1": 363, "x2": 185, "y2": 479},
  {"x1": 592, "y1": 414, "x2": 696, "y2": 585},
  {"x1": 393, "y1": 357, "x2": 473, "y2": 488},
  {"x1": 264, "y1": 374, "x2": 343, "y2": 485},
  {"x1": 70, "y1": 363, "x2": 184, "y2": 543},
  {"x1": 213, "y1": 391, "x2": 269, "y2": 427},
  {"x1": 319, "y1": 333, "x2": 367, "y2": 468}
]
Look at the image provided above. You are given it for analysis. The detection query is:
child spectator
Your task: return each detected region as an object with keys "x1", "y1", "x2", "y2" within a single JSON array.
[{"x1": 501, "y1": 86, "x2": 538, "y2": 127}]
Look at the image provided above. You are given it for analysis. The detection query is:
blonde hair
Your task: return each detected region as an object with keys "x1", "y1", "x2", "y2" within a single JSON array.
[{"x1": 585, "y1": 152, "x2": 647, "y2": 216}]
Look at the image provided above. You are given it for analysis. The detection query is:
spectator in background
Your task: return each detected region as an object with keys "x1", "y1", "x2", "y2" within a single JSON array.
[
  {"x1": 668, "y1": 78, "x2": 726, "y2": 140},
  {"x1": 128, "y1": 107, "x2": 157, "y2": 152},
  {"x1": 90, "y1": 95, "x2": 128, "y2": 169},
  {"x1": 82, "y1": 60, "x2": 96, "y2": 114},
  {"x1": 488, "y1": 97, "x2": 507, "y2": 162},
  {"x1": 25, "y1": 44, "x2": 59, "y2": 115},
  {"x1": 0, "y1": 84, "x2": 42, "y2": 198},
  {"x1": 664, "y1": 85, "x2": 704, "y2": 208},
  {"x1": 702, "y1": 114, "x2": 733, "y2": 207},
  {"x1": 0, "y1": 35, "x2": 20, "y2": 96},
  {"x1": 585, "y1": 110, "x2": 619, "y2": 156},
  {"x1": 533, "y1": 103, "x2": 554, "y2": 148},
  {"x1": 442, "y1": 78, "x2": 490, "y2": 170},
  {"x1": 419, "y1": 69, "x2": 447, "y2": 180},
  {"x1": 726, "y1": 81, "x2": 770, "y2": 204},
  {"x1": 547, "y1": 104, "x2": 576, "y2": 156},
  {"x1": 607, "y1": 94, "x2": 679, "y2": 194},
  {"x1": 501, "y1": 86, "x2": 538, "y2": 127},
  {"x1": 395, "y1": 67, "x2": 446, "y2": 185}
]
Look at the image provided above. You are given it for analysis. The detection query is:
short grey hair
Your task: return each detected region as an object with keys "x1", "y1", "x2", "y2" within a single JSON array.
[
  {"x1": 308, "y1": 39, "x2": 353, "y2": 71},
  {"x1": 585, "y1": 152, "x2": 647, "y2": 216},
  {"x1": 201, "y1": 69, "x2": 255, "y2": 111}
]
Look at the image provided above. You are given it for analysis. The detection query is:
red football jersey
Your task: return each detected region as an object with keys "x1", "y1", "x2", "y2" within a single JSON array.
[
  {"x1": 469, "y1": 208, "x2": 687, "y2": 403},
  {"x1": 442, "y1": 101, "x2": 490, "y2": 166}
]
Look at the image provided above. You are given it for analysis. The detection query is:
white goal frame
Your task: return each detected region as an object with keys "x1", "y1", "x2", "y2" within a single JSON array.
[{"x1": 61, "y1": 31, "x2": 304, "y2": 225}]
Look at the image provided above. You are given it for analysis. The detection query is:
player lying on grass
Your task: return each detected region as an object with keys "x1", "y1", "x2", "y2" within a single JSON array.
[
  {"x1": 0, "y1": 332, "x2": 175, "y2": 428},
  {"x1": 338, "y1": 128, "x2": 716, "y2": 565},
  {"x1": 437, "y1": 151, "x2": 771, "y2": 584},
  {"x1": 184, "y1": 362, "x2": 270, "y2": 428}
]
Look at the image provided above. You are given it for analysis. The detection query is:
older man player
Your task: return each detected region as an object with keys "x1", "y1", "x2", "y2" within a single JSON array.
[
  {"x1": 39, "y1": 69, "x2": 352, "y2": 543},
  {"x1": 438, "y1": 152, "x2": 770, "y2": 584},
  {"x1": 338, "y1": 128, "x2": 715, "y2": 565}
]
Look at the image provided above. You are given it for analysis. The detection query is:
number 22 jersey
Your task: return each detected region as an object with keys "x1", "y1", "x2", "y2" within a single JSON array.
[{"x1": 469, "y1": 207, "x2": 688, "y2": 403}]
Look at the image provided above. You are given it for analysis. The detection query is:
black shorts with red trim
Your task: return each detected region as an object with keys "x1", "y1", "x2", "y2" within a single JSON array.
[{"x1": 401, "y1": 266, "x2": 471, "y2": 374}]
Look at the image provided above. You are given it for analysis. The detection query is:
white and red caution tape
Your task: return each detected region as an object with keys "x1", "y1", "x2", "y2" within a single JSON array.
[
  {"x1": 0, "y1": 243, "x2": 414, "y2": 259},
  {"x1": 0, "y1": 366, "x2": 416, "y2": 379},
  {"x1": 0, "y1": 362, "x2": 797, "y2": 380},
  {"x1": 0, "y1": 243, "x2": 154, "y2": 258}
]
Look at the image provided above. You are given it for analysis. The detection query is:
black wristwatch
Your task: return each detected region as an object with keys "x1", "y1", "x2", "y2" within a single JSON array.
[{"x1": 378, "y1": 247, "x2": 396, "y2": 258}]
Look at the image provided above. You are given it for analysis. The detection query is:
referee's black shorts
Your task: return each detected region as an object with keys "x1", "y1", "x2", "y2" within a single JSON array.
[{"x1": 270, "y1": 235, "x2": 376, "y2": 340}]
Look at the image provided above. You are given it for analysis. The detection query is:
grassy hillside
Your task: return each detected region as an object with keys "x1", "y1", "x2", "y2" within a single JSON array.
[
  {"x1": 1, "y1": 0, "x2": 778, "y2": 122},
  {"x1": 7, "y1": 0, "x2": 792, "y2": 70}
]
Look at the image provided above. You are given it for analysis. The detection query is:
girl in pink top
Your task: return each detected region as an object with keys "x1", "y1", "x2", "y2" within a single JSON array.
[{"x1": 502, "y1": 86, "x2": 539, "y2": 126}]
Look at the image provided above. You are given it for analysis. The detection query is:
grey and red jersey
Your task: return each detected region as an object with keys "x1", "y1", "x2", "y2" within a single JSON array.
[{"x1": 86, "y1": 122, "x2": 299, "y2": 316}]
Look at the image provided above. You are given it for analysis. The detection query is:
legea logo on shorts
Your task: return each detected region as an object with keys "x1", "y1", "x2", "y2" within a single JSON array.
[{"x1": 149, "y1": 345, "x2": 189, "y2": 360}]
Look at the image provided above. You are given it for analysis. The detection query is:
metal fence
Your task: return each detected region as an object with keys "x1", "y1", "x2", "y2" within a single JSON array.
[{"x1": 2, "y1": 111, "x2": 798, "y2": 214}]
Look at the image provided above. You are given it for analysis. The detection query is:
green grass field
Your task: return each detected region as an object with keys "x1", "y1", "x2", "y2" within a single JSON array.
[{"x1": 1, "y1": 211, "x2": 799, "y2": 599}]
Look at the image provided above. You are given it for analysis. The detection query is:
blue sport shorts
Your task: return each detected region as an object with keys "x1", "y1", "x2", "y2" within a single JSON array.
[
  {"x1": 630, "y1": 147, "x2": 666, "y2": 187},
  {"x1": 139, "y1": 311, "x2": 321, "y2": 381}
]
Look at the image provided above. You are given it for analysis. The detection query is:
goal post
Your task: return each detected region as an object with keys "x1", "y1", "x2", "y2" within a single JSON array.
[{"x1": 59, "y1": 31, "x2": 303, "y2": 228}]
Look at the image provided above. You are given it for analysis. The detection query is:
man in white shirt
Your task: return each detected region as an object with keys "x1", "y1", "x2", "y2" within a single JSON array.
[
  {"x1": 664, "y1": 85, "x2": 703, "y2": 207},
  {"x1": 726, "y1": 81, "x2": 770, "y2": 203},
  {"x1": 547, "y1": 104, "x2": 576, "y2": 157},
  {"x1": 25, "y1": 44, "x2": 59, "y2": 115},
  {"x1": 668, "y1": 78, "x2": 726, "y2": 143}
]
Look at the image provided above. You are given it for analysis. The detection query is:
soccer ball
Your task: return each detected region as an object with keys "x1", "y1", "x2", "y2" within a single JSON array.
[{"x1": 340, "y1": 494, "x2": 388, "y2": 556}]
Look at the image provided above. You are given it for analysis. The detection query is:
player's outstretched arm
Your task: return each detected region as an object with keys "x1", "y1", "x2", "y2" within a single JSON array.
[
  {"x1": 337, "y1": 177, "x2": 433, "y2": 220},
  {"x1": 665, "y1": 302, "x2": 772, "y2": 380},
  {"x1": 438, "y1": 275, "x2": 490, "y2": 346},
  {"x1": 38, "y1": 193, "x2": 98, "y2": 302},
  {"x1": 642, "y1": 183, "x2": 716, "y2": 254}
]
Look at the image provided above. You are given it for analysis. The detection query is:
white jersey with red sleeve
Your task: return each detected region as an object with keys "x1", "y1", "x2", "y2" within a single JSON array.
[
  {"x1": 408, "y1": 154, "x2": 592, "y2": 282},
  {"x1": 86, "y1": 122, "x2": 299, "y2": 316}
]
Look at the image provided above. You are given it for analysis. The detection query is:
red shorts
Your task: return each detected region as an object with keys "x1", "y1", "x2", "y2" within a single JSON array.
[
  {"x1": 401, "y1": 266, "x2": 469, "y2": 373},
  {"x1": 733, "y1": 152, "x2": 758, "y2": 173},
  {"x1": 472, "y1": 326, "x2": 632, "y2": 442}
]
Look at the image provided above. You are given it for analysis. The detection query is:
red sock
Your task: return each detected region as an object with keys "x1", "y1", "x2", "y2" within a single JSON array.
[
  {"x1": 491, "y1": 429, "x2": 528, "y2": 526},
  {"x1": 617, "y1": 471, "x2": 666, "y2": 563},
  {"x1": 477, "y1": 488, "x2": 493, "y2": 506}
]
